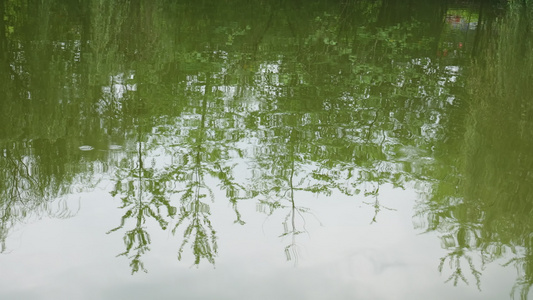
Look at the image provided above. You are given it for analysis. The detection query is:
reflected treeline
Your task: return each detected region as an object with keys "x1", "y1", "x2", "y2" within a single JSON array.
[
  {"x1": 0, "y1": 0, "x2": 127, "y2": 252},
  {"x1": 92, "y1": 0, "x2": 465, "y2": 272},
  {"x1": 1, "y1": 2, "x2": 531, "y2": 296},
  {"x1": 415, "y1": 1, "x2": 533, "y2": 299}
]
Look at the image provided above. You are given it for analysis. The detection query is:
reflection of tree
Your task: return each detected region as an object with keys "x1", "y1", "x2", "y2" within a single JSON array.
[
  {"x1": 363, "y1": 182, "x2": 396, "y2": 224},
  {"x1": 252, "y1": 129, "x2": 317, "y2": 264},
  {"x1": 108, "y1": 137, "x2": 176, "y2": 274},
  {"x1": 167, "y1": 76, "x2": 249, "y2": 266},
  {"x1": 437, "y1": 224, "x2": 483, "y2": 290},
  {"x1": 108, "y1": 74, "x2": 249, "y2": 270},
  {"x1": 0, "y1": 0, "x2": 131, "y2": 256},
  {"x1": 6, "y1": 1, "x2": 532, "y2": 292},
  {"x1": 415, "y1": 3, "x2": 533, "y2": 299},
  {"x1": 0, "y1": 139, "x2": 94, "y2": 252},
  {"x1": 170, "y1": 86, "x2": 220, "y2": 266}
]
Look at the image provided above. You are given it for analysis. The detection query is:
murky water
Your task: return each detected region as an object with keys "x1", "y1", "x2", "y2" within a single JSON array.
[{"x1": 1, "y1": 1, "x2": 533, "y2": 299}]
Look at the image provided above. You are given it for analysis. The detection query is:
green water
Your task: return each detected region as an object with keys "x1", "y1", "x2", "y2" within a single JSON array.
[{"x1": 1, "y1": 0, "x2": 533, "y2": 299}]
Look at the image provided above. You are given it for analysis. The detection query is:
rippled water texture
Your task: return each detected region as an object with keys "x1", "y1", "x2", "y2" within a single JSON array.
[{"x1": 1, "y1": 1, "x2": 533, "y2": 299}]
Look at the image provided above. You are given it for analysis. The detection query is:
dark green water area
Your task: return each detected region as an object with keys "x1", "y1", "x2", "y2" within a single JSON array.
[{"x1": 1, "y1": 0, "x2": 533, "y2": 299}]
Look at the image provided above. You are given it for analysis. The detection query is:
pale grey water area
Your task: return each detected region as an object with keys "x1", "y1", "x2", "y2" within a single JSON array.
[{"x1": 0, "y1": 176, "x2": 517, "y2": 299}]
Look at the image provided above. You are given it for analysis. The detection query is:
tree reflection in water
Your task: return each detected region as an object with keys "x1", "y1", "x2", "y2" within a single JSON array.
[
  {"x1": 107, "y1": 73, "x2": 251, "y2": 272},
  {"x1": 107, "y1": 137, "x2": 175, "y2": 274},
  {"x1": 0, "y1": 140, "x2": 82, "y2": 252},
  {"x1": 414, "y1": 3, "x2": 533, "y2": 299},
  {"x1": 1, "y1": 1, "x2": 533, "y2": 298}
]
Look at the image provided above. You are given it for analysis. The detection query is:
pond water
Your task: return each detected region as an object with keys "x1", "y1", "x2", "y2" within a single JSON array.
[{"x1": 1, "y1": 1, "x2": 533, "y2": 299}]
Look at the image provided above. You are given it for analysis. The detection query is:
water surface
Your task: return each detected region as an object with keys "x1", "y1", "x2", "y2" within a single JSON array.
[{"x1": 1, "y1": 1, "x2": 533, "y2": 299}]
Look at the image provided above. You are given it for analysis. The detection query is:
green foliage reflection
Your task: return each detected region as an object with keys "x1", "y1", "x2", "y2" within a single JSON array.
[
  {"x1": 415, "y1": 2, "x2": 533, "y2": 299},
  {"x1": 1, "y1": 2, "x2": 533, "y2": 299}
]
